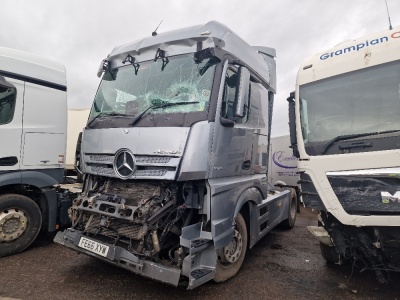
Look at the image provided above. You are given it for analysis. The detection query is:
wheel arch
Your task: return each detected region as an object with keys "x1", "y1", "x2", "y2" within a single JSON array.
[
  {"x1": 233, "y1": 187, "x2": 263, "y2": 249},
  {"x1": 0, "y1": 170, "x2": 58, "y2": 189},
  {"x1": 0, "y1": 171, "x2": 59, "y2": 232}
]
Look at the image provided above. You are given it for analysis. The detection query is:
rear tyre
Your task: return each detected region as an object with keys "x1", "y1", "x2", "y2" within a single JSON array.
[
  {"x1": 280, "y1": 190, "x2": 297, "y2": 229},
  {"x1": 0, "y1": 194, "x2": 42, "y2": 257},
  {"x1": 320, "y1": 242, "x2": 341, "y2": 264},
  {"x1": 214, "y1": 213, "x2": 248, "y2": 282}
]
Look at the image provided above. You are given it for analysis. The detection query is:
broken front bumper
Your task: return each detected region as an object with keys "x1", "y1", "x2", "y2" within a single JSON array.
[{"x1": 54, "y1": 229, "x2": 181, "y2": 286}]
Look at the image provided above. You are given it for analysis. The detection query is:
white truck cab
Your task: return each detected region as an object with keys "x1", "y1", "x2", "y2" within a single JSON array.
[
  {"x1": 289, "y1": 27, "x2": 400, "y2": 282},
  {"x1": 0, "y1": 47, "x2": 71, "y2": 257}
]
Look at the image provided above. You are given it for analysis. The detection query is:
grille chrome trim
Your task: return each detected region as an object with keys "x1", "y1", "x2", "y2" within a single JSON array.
[
  {"x1": 84, "y1": 153, "x2": 179, "y2": 180},
  {"x1": 85, "y1": 154, "x2": 114, "y2": 164}
]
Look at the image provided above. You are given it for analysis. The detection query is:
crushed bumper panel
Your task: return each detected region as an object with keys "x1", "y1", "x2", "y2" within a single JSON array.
[{"x1": 54, "y1": 229, "x2": 181, "y2": 286}]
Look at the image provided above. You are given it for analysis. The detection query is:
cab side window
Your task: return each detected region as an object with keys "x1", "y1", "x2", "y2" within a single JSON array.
[
  {"x1": 221, "y1": 66, "x2": 250, "y2": 124},
  {"x1": 0, "y1": 84, "x2": 16, "y2": 125}
]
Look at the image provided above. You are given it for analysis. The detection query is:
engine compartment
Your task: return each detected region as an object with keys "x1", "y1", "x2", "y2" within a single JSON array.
[
  {"x1": 69, "y1": 175, "x2": 205, "y2": 267},
  {"x1": 320, "y1": 211, "x2": 400, "y2": 283}
]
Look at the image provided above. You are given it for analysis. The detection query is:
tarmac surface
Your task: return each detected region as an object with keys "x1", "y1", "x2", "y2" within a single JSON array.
[{"x1": 1, "y1": 207, "x2": 400, "y2": 300}]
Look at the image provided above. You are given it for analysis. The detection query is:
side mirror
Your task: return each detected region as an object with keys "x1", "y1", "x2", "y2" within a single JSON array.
[
  {"x1": 97, "y1": 59, "x2": 109, "y2": 78},
  {"x1": 287, "y1": 92, "x2": 300, "y2": 158},
  {"x1": 234, "y1": 67, "x2": 250, "y2": 118}
]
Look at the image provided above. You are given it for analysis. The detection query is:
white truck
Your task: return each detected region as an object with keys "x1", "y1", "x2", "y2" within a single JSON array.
[
  {"x1": 268, "y1": 135, "x2": 298, "y2": 187},
  {"x1": 288, "y1": 26, "x2": 400, "y2": 282},
  {"x1": 0, "y1": 47, "x2": 73, "y2": 257},
  {"x1": 55, "y1": 21, "x2": 297, "y2": 289}
]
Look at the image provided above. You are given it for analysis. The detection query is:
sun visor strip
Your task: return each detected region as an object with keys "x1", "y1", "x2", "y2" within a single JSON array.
[{"x1": 0, "y1": 70, "x2": 67, "y2": 92}]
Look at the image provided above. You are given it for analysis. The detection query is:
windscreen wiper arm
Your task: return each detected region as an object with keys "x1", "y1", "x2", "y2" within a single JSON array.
[
  {"x1": 130, "y1": 101, "x2": 199, "y2": 126},
  {"x1": 321, "y1": 129, "x2": 400, "y2": 154},
  {"x1": 86, "y1": 112, "x2": 128, "y2": 128}
]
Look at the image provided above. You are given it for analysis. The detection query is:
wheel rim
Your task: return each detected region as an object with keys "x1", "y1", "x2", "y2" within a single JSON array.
[
  {"x1": 218, "y1": 228, "x2": 243, "y2": 264},
  {"x1": 0, "y1": 208, "x2": 28, "y2": 242}
]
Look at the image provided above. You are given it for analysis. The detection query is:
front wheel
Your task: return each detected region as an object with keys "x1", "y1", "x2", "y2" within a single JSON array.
[
  {"x1": 0, "y1": 194, "x2": 42, "y2": 257},
  {"x1": 214, "y1": 213, "x2": 248, "y2": 282},
  {"x1": 280, "y1": 190, "x2": 297, "y2": 229},
  {"x1": 320, "y1": 242, "x2": 342, "y2": 265}
]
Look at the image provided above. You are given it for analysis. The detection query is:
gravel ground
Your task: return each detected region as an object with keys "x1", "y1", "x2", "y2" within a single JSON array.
[{"x1": 1, "y1": 207, "x2": 400, "y2": 300}]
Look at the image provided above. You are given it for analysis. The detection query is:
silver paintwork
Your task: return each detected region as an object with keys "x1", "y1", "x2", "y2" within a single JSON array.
[
  {"x1": 178, "y1": 121, "x2": 214, "y2": 181},
  {"x1": 108, "y1": 21, "x2": 275, "y2": 92},
  {"x1": 83, "y1": 127, "x2": 189, "y2": 155}
]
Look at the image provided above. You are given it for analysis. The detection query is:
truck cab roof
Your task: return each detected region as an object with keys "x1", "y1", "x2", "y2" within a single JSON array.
[
  {"x1": 0, "y1": 46, "x2": 66, "y2": 90},
  {"x1": 297, "y1": 26, "x2": 400, "y2": 85},
  {"x1": 108, "y1": 20, "x2": 276, "y2": 92}
]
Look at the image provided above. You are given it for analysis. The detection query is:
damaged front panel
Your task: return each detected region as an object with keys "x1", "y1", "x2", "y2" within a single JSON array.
[
  {"x1": 56, "y1": 175, "x2": 212, "y2": 288},
  {"x1": 328, "y1": 173, "x2": 400, "y2": 215}
]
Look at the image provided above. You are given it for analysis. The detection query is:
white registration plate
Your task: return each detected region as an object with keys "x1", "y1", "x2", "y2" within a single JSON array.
[{"x1": 78, "y1": 237, "x2": 109, "y2": 257}]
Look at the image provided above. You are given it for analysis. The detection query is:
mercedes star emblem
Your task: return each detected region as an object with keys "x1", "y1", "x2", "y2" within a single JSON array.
[{"x1": 113, "y1": 149, "x2": 136, "y2": 179}]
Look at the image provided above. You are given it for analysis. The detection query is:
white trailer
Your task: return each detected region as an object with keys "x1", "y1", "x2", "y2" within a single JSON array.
[
  {"x1": 0, "y1": 47, "x2": 73, "y2": 257},
  {"x1": 268, "y1": 135, "x2": 298, "y2": 186}
]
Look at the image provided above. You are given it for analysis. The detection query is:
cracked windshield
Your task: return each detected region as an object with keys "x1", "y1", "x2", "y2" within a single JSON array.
[
  {"x1": 299, "y1": 61, "x2": 400, "y2": 144},
  {"x1": 89, "y1": 53, "x2": 216, "y2": 120}
]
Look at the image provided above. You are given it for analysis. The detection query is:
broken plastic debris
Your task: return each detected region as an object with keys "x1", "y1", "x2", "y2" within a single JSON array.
[{"x1": 338, "y1": 283, "x2": 347, "y2": 290}]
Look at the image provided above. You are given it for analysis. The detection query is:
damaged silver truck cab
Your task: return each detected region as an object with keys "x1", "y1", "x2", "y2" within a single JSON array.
[{"x1": 54, "y1": 21, "x2": 297, "y2": 289}]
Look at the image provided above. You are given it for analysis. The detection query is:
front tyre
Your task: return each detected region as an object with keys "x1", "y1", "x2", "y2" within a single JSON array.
[
  {"x1": 0, "y1": 194, "x2": 42, "y2": 257},
  {"x1": 320, "y1": 242, "x2": 342, "y2": 265},
  {"x1": 280, "y1": 190, "x2": 297, "y2": 229},
  {"x1": 214, "y1": 213, "x2": 248, "y2": 282}
]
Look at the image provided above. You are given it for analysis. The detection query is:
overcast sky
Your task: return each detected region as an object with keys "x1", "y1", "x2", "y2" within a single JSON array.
[{"x1": 1, "y1": 0, "x2": 400, "y2": 136}]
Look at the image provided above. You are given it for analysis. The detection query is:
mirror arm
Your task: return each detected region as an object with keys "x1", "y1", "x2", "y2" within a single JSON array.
[{"x1": 220, "y1": 117, "x2": 235, "y2": 127}]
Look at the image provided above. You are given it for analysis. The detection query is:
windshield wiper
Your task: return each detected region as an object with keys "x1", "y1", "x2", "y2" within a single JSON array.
[
  {"x1": 130, "y1": 101, "x2": 199, "y2": 127},
  {"x1": 321, "y1": 129, "x2": 400, "y2": 154},
  {"x1": 86, "y1": 112, "x2": 128, "y2": 128}
]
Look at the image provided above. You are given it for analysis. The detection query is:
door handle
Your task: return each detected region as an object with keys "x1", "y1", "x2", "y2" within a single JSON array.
[{"x1": 0, "y1": 156, "x2": 18, "y2": 166}]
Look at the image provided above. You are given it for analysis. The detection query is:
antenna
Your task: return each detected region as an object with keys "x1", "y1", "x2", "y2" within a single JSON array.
[
  {"x1": 384, "y1": 0, "x2": 393, "y2": 30},
  {"x1": 152, "y1": 20, "x2": 163, "y2": 36}
]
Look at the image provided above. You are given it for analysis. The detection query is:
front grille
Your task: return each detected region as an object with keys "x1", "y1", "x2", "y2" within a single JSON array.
[
  {"x1": 91, "y1": 165, "x2": 116, "y2": 176},
  {"x1": 85, "y1": 153, "x2": 177, "y2": 179},
  {"x1": 135, "y1": 170, "x2": 168, "y2": 177},
  {"x1": 328, "y1": 175, "x2": 400, "y2": 215},
  {"x1": 86, "y1": 154, "x2": 114, "y2": 164},
  {"x1": 135, "y1": 156, "x2": 172, "y2": 164}
]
